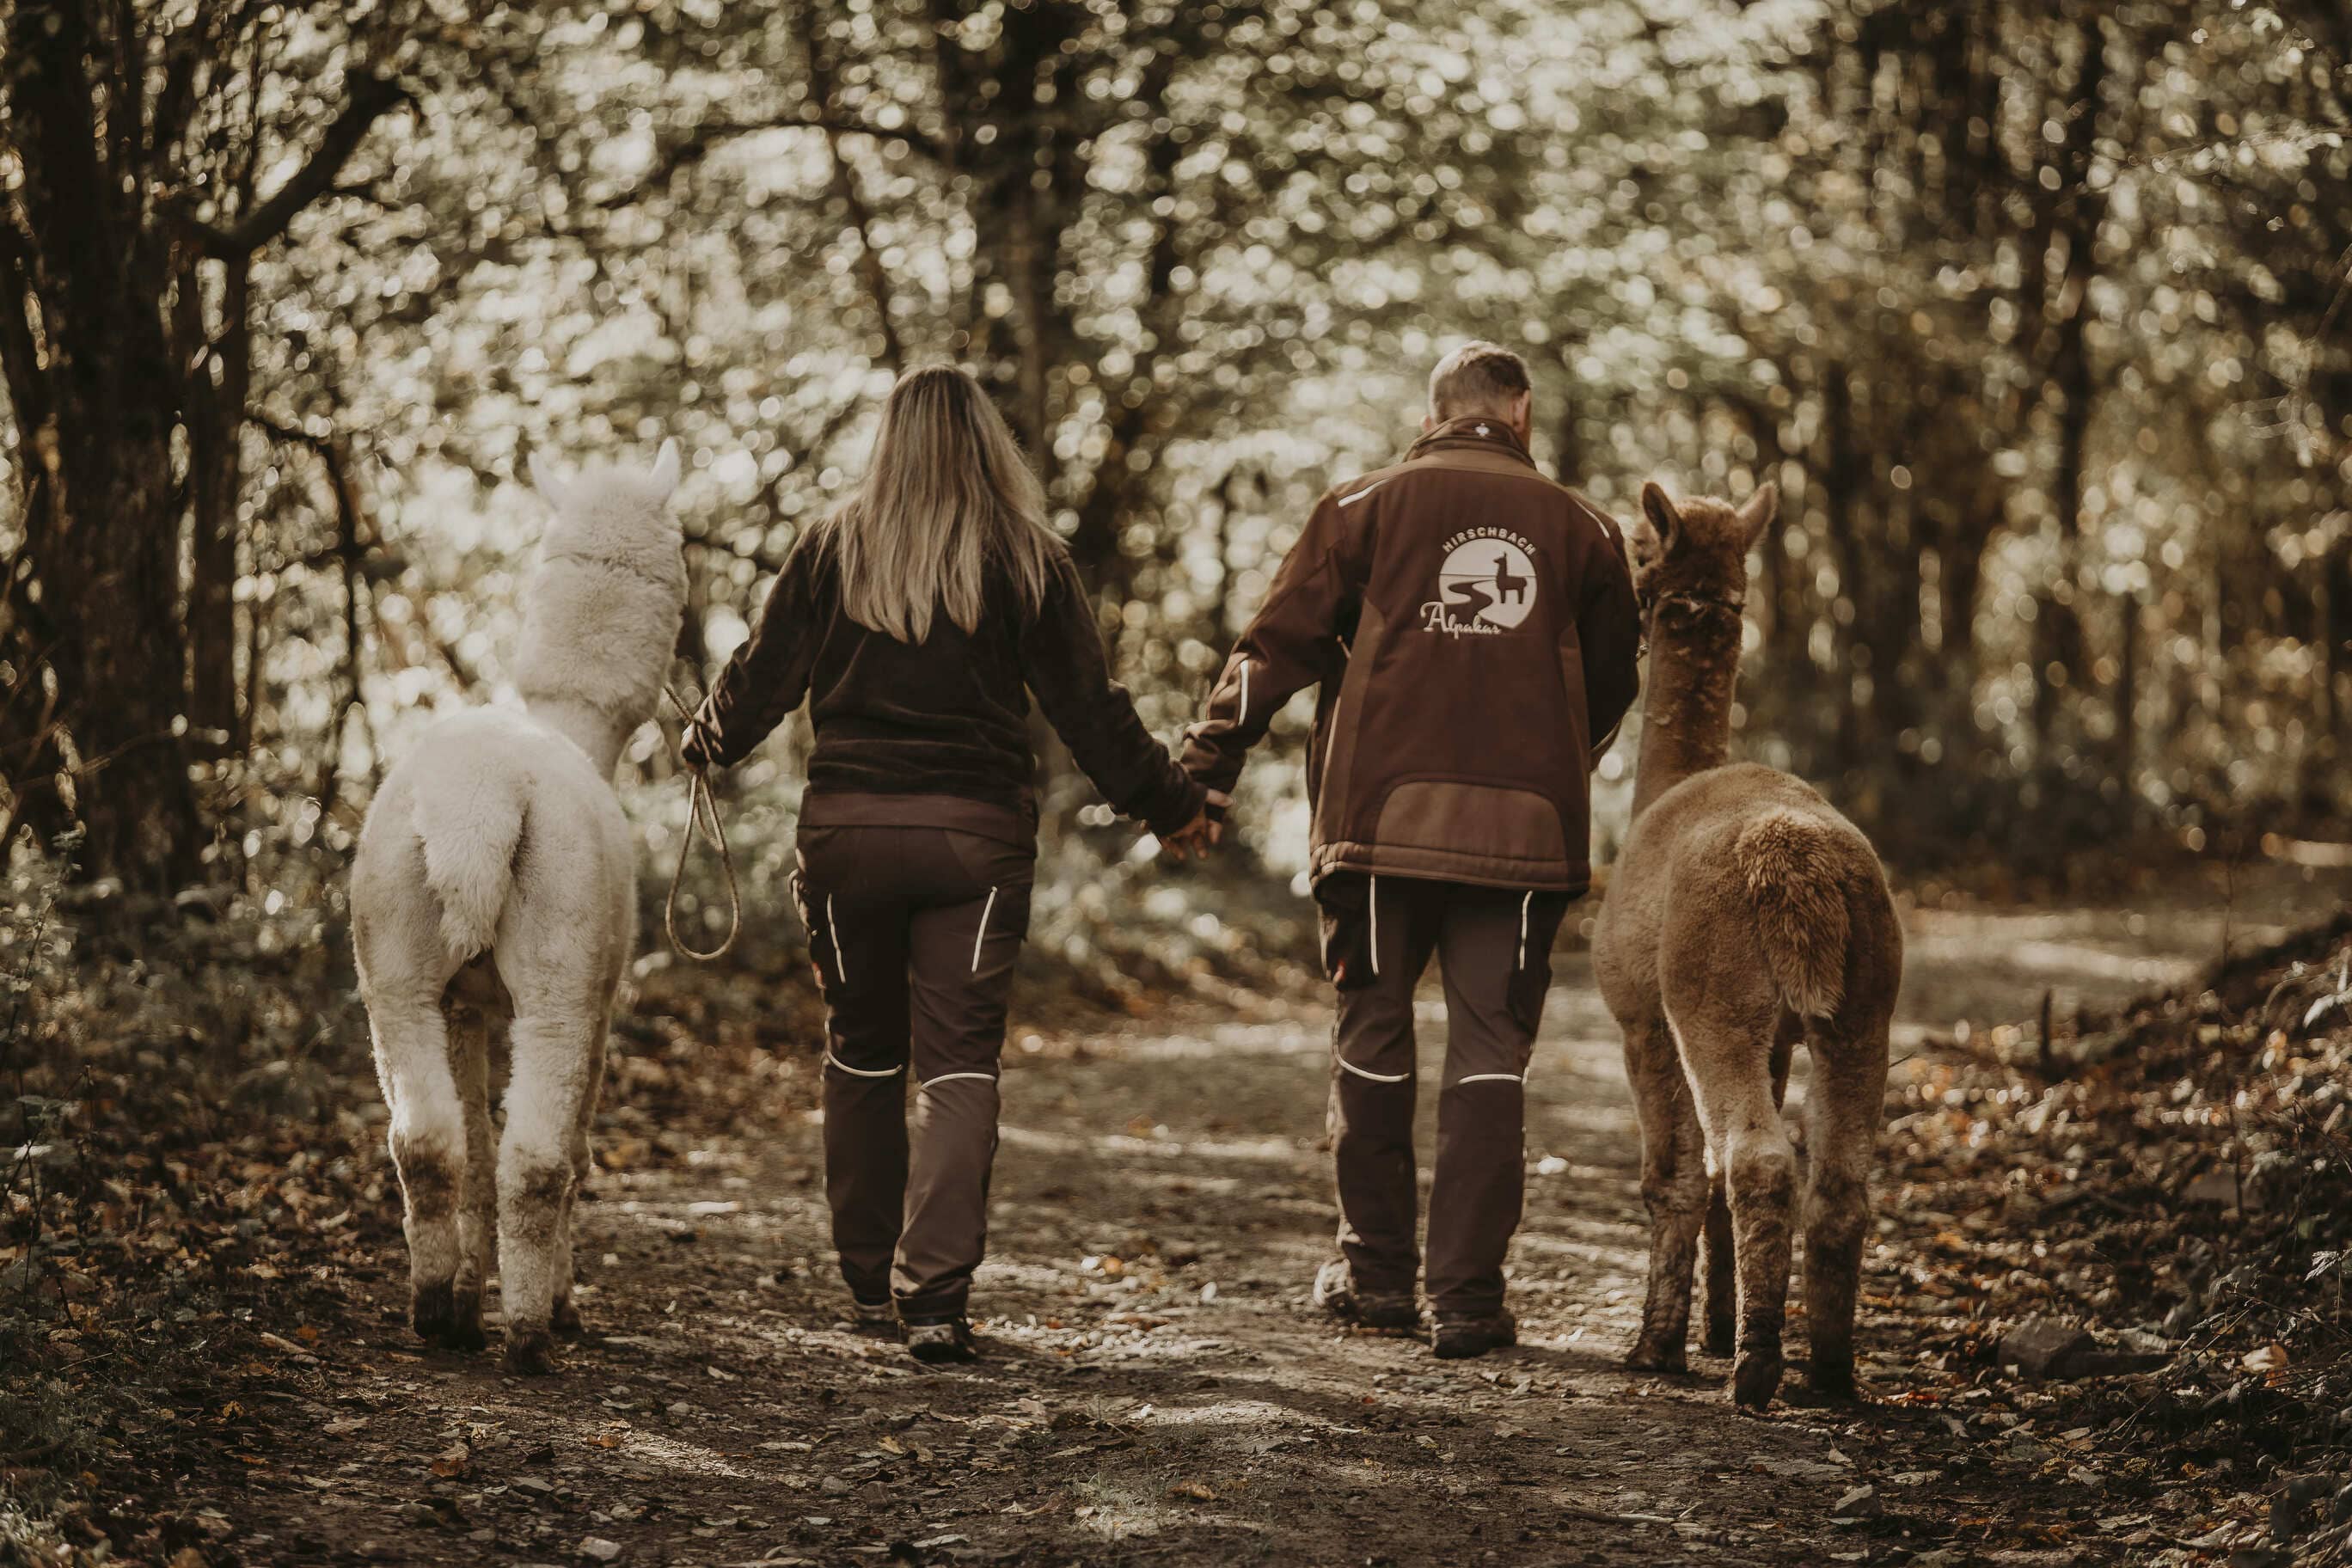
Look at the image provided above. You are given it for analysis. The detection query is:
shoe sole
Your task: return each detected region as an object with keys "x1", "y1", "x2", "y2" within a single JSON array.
[
  {"x1": 1432, "y1": 1339, "x2": 1510, "y2": 1359},
  {"x1": 1431, "y1": 1328, "x2": 1516, "y2": 1360},
  {"x1": 909, "y1": 1342, "x2": 977, "y2": 1365},
  {"x1": 1314, "y1": 1287, "x2": 1420, "y2": 1333}
]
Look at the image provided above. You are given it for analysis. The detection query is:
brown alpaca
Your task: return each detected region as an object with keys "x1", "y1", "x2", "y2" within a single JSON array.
[{"x1": 1591, "y1": 481, "x2": 1902, "y2": 1411}]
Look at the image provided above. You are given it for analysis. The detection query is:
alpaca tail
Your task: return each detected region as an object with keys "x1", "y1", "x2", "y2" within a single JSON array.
[
  {"x1": 410, "y1": 746, "x2": 529, "y2": 965},
  {"x1": 1731, "y1": 808, "x2": 1849, "y2": 1019}
]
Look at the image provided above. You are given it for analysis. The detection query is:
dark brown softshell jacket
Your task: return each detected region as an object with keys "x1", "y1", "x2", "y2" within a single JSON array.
[
  {"x1": 697, "y1": 536, "x2": 1205, "y2": 840},
  {"x1": 1180, "y1": 419, "x2": 1642, "y2": 892}
]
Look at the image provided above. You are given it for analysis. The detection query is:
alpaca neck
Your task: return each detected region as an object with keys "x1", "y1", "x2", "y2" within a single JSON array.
[
  {"x1": 1630, "y1": 616, "x2": 1743, "y2": 818},
  {"x1": 526, "y1": 697, "x2": 635, "y2": 780}
]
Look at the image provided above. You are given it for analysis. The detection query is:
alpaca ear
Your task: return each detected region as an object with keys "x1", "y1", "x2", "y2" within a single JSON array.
[
  {"x1": 648, "y1": 438, "x2": 681, "y2": 499},
  {"x1": 1737, "y1": 480, "x2": 1779, "y2": 547},
  {"x1": 527, "y1": 451, "x2": 569, "y2": 513},
  {"x1": 1637, "y1": 481, "x2": 1680, "y2": 559}
]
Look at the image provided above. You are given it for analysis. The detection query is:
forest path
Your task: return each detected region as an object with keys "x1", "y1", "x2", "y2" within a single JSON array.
[{"x1": 217, "y1": 877, "x2": 2321, "y2": 1568}]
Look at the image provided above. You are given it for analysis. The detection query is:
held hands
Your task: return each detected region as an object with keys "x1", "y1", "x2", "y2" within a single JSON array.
[
  {"x1": 678, "y1": 711, "x2": 721, "y2": 772},
  {"x1": 1158, "y1": 790, "x2": 1231, "y2": 863}
]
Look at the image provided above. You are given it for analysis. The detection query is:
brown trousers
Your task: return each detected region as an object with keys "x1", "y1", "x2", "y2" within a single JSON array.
[
  {"x1": 1319, "y1": 873, "x2": 1573, "y2": 1316},
  {"x1": 793, "y1": 824, "x2": 1032, "y2": 1320}
]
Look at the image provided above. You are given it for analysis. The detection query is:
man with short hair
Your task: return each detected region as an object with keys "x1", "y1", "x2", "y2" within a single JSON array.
[{"x1": 1181, "y1": 340, "x2": 1641, "y2": 1358}]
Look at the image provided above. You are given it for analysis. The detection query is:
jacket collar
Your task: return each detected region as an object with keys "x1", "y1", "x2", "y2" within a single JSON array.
[{"x1": 1405, "y1": 415, "x2": 1537, "y2": 468}]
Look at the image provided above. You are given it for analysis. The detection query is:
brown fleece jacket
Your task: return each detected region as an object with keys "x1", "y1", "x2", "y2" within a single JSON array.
[{"x1": 1180, "y1": 418, "x2": 1641, "y2": 891}]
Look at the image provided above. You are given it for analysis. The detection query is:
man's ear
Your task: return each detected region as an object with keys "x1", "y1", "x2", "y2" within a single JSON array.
[
  {"x1": 1736, "y1": 480, "x2": 1779, "y2": 548},
  {"x1": 1421, "y1": 408, "x2": 1438, "y2": 434},
  {"x1": 1638, "y1": 481, "x2": 1681, "y2": 557},
  {"x1": 527, "y1": 451, "x2": 568, "y2": 513},
  {"x1": 1510, "y1": 389, "x2": 1533, "y2": 443}
]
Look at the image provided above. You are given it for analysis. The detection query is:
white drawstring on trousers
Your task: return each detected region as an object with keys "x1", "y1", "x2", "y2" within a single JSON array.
[
  {"x1": 1517, "y1": 890, "x2": 1533, "y2": 970},
  {"x1": 826, "y1": 1051, "x2": 900, "y2": 1079},
  {"x1": 970, "y1": 886, "x2": 999, "y2": 973},
  {"x1": 919, "y1": 1072, "x2": 997, "y2": 1092}
]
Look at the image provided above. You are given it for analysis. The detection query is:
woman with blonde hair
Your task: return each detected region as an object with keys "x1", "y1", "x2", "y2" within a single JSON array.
[{"x1": 684, "y1": 365, "x2": 1218, "y2": 1363}]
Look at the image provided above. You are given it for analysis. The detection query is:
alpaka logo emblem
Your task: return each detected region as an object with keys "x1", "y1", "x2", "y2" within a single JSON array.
[{"x1": 1422, "y1": 527, "x2": 1538, "y2": 637}]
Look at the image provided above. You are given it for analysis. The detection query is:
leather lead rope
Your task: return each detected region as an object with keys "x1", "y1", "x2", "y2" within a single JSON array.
[{"x1": 659, "y1": 684, "x2": 741, "y2": 962}]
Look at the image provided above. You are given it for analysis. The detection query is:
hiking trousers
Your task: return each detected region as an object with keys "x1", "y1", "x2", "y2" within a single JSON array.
[
  {"x1": 1318, "y1": 873, "x2": 1574, "y2": 1317},
  {"x1": 793, "y1": 824, "x2": 1033, "y2": 1320}
]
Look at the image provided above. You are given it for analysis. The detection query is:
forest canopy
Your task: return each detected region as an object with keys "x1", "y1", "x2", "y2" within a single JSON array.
[{"x1": 2, "y1": 0, "x2": 2348, "y2": 899}]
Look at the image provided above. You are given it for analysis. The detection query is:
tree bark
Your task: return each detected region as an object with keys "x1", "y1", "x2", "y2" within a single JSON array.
[
  {"x1": 0, "y1": 8, "x2": 408, "y2": 889},
  {"x1": 2030, "y1": 14, "x2": 2109, "y2": 761},
  {"x1": 184, "y1": 261, "x2": 254, "y2": 757},
  {"x1": 3, "y1": 0, "x2": 203, "y2": 891}
]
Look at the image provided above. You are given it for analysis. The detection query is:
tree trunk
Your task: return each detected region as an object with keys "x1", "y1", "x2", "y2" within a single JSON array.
[
  {"x1": 2117, "y1": 588, "x2": 2141, "y2": 804},
  {"x1": 2, "y1": 7, "x2": 406, "y2": 888},
  {"x1": 185, "y1": 261, "x2": 254, "y2": 757},
  {"x1": 3, "y1": 0, "x2": 203, "y2": 891},
  {"x1": 2030, "y1": 15, "x2": 2109, "y2": 763},
  {"x1": 1818, "y1": 364, "x2": 1863, "y2": 777}
]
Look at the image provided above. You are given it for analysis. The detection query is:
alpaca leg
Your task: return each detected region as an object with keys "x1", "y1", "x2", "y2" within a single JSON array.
[
  {"x1": 1700, "y1": 1172, "x2": 1735, "y2": 1357},
  {"x1": 494, "y1": 1001, "x2": 597, "y2": 1375},
  {"x1": 1801, "y1": 1022, "x2": 1890, "y2": 1398},
  {"x1": 1710, "y1": 1014, "x2": 1799, "y2": 1357},
  {"x1": 553, "y1": 1020, "x2": 609, "y2": 1336},
  {"x1": 445, "y1": 1008, "x2": 495, "y2": 1352},
  {"x1": 1676, "y1": 1006, "x2": 1798, "y2": 1412},
  {"x1": 1622, "y1": 1015, "x2": 1707, "y2": 1373},
  {"x1": 371, "y1": 997, "x2": 468, "y2": 1344}
]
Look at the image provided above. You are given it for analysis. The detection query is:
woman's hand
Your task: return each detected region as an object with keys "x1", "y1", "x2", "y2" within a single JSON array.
[
  {"x1": 679, "y1": 714, "x2": 721, "y2": 771},
  {"x1": 1158, "y1": 791, "x2": 1231, "y2": 862}
]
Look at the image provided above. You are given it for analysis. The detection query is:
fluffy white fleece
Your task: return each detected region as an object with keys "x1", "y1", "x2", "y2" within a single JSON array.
[{"x1": 348, "y1": 440, "x2": 685, "y2": 1373}]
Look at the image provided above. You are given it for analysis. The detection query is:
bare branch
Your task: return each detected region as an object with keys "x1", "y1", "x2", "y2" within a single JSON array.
[
  {"x1": 796, "y1": 0, "x2": 903, "y2": 369},
  {"x1": 189, "y1": 72, "x2": 414, "y2": 258}
]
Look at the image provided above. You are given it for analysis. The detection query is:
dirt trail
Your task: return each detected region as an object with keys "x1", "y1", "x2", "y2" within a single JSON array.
[{"x1": 209, "y1": 876, "x2": 2338, "y2": 1567}]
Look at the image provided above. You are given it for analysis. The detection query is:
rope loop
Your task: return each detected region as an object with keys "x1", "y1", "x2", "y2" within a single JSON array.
[{"x1": 658, "y1": 684, "x2": 741, "y2": 962}]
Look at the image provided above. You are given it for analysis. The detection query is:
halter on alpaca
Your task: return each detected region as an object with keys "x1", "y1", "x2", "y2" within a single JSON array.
[{"x1": 350, "y1": 440, "x2": 685, "y2": 1374}]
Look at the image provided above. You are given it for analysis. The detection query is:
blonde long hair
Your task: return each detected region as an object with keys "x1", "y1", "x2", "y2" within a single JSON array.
[{"x1": 821, "y1": 365, "x2": 1058, "y2": 643}]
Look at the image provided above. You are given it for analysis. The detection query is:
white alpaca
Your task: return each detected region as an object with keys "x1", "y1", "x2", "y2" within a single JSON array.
[{"x1": 351, "y1": 441, "x2": 685, "y2": 1373}]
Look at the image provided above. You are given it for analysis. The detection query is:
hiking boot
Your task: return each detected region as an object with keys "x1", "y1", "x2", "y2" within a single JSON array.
[
  {"x1": 1430, "y1": 1308, "x2": 1516, "y2": 1360},
  {"x1": 903, "y1": 1317, "x2": 979, "y2": 1365},
  {"x1": 1312, "y1": 1259, "x2": 1421, "y2": 1332},
  {"x1": 848, "y1": 1295, "x2": 897, "y2": 1337}
]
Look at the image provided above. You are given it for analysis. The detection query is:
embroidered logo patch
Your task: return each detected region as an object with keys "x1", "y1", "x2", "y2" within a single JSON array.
[{"x1": 1423, "y1": 528, "x2": 1537, "y2": 637}]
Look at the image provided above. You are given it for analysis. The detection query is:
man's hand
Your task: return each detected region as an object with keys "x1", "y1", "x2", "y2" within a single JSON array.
[
  {"x1": 679, "y1": 713, "x2": 721, "y2": 772},
  {"x1": 1159, "y1": 790, "x2": 1232, "y2": 862}
]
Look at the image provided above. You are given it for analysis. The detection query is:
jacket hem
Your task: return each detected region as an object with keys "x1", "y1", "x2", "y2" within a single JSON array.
[
  {"x1": 800, "y1": 790, "x2": 1036, "y2": 849},
  {"x1": 1312, "y1": 840, "x2": 1592, "y2": 895}
]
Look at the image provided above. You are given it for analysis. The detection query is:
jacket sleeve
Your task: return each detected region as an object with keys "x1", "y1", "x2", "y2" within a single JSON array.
[
  {"x1": 691, "y1": 536, "x2": 826, "y2": 769},
  {"x1": 1577, "y1": 508, "x2": 1643, "y2": 762},
  {"x1": 1179, "y1": 486, "x2": 1366, "y2": 796},
  {"x1": 1020, "y1": 549, "x2": 1208, "y2": 837}
]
